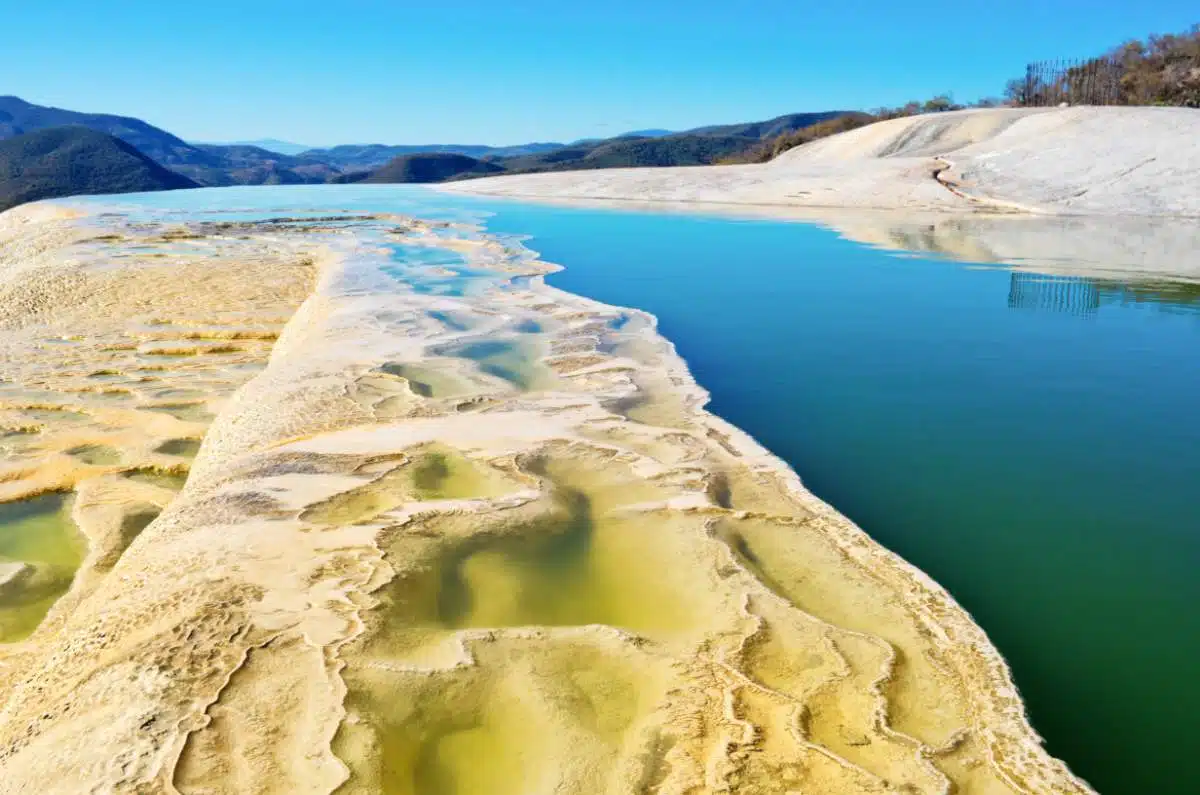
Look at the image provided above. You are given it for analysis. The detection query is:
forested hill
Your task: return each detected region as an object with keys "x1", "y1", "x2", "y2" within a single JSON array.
[
  {"x1": 0, "y1": 95, "x2": 210, "y2": 167},
  {"x1": 350, "y1": 111, "x2": 855, "y2": 182},
  {"x1": 334, "y1": 153, "x2": 506, "y2": 184},
  {"x1": 0, "y1": 97, "x2": 338, "y2": 186},
  {"x1": 0, "y1": 127, "x2": 198, "y2": 212}
]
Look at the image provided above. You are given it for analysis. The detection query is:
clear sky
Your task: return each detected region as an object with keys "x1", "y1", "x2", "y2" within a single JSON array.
[{"x1": 5, "y1": 1, "x2": 1196, "y2": 146}]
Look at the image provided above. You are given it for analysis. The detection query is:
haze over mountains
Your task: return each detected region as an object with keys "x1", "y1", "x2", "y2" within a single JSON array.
[{"x1": 0, "y1": 95, "x2": 848, "y2": 207}]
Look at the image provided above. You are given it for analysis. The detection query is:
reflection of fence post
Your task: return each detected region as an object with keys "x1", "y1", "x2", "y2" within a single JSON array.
[{"x1": 1008, "y1": 273, "x2": 1101, "y2": 315}]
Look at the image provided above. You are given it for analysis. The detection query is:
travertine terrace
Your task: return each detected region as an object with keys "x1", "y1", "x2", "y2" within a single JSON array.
[
  {"x1": 0, "y1": 194, "x2": 1095, "y2": 794},
  {"x1": 443, "y1": 106, "x2": 1200, "y2": 219}
]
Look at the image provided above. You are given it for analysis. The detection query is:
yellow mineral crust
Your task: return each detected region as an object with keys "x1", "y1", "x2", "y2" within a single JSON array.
[{"x1": 0, "y1": 201, "x2": 1093, "y2": 794}]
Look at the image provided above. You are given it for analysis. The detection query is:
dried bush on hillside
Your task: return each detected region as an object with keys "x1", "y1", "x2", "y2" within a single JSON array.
[
  {"x1": 1112, "y1": 25, "x2": 1200, "y2": 106},
  {"x1": 1009, "y1": 24, "x2": 1200, "y2": 107}
]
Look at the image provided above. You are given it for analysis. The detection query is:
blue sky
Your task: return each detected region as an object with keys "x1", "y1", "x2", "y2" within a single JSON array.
[{"x1": 5, "y1": 1, "x2": 1196, "y2": 145}]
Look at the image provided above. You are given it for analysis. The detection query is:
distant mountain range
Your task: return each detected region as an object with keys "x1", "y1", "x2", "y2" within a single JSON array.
[
  {"x1": 0, "y1": 96, "x2": 207, "y2": 169},
  {"x1": 198, "y1": 138, "x2": 314, "y2": 156},
  {"x1": 0, "y1": 96, "x2": 339, "y2": 187},
  {"x1": 334, "y1": 153, "x2": 507, "y2": 184},
  {"x1": 346, "y1": 112, "x2": 848, "y2": 185},
  {"x1": 330, "y1": 112, "x2": 846, "y2": 185},
  {"x1": 0, "y1": 127, "x2": 196, "y2": 212},
  {"x1": 0, "y1": 96, "x2": 851, "y2": 210},
  {"x1": 301, "y1": 142, "x2": 568, "y2": 171}
]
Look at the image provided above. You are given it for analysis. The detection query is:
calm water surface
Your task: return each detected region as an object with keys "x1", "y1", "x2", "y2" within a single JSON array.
[{"x1": 77, "y1": 187, "x2": 1200, "y2": 795}]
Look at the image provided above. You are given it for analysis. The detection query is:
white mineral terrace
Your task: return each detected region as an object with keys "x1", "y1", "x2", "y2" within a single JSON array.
[{"x1": 0, "y1": 195, "x2": 1103, "y2": 794}]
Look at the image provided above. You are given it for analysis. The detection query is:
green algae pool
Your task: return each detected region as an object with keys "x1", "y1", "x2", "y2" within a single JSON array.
[{"x1": 0, "y1": 493, "x2": 85, "y2": 643}]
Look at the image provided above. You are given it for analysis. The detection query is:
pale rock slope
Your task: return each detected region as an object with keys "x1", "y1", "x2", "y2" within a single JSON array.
[{"x1": 442, "y1": 107, "x2": 1200, "y2": 217}]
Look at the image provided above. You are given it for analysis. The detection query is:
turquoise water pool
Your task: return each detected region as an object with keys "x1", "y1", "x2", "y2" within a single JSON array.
[{"x1": 75, "y1": 186, "x2": 1200, "y2": 794}]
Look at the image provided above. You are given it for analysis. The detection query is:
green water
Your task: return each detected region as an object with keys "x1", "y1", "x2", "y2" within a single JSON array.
[
  {"x1": 432, "y1": 339, "x2": 540, "y2": 390},
  {"x1": 123, "y1": 469, "x2": 189, "y2": 491},
  {"x1": 155, "y1": 438, "x2": 202, "y2": 457},
  {"x1": 67, "y1": 443, "x2": 122, "y2": 465},
  {"x1": 143, "y1": 402, "x2": 213, "y2": 422},
  {"x1": 428, "y1": 481, "x2": 696, "y2": 637},
  {"x1": 0, "y1": 494, "x2": 85, "y2": 642}
]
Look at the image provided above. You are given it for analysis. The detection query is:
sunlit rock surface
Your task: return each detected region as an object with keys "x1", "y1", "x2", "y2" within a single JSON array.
[
  {"x1": 443, "y1": 106, "x2": 1200, "y2": 219},
  {"x1": 0, "y1": 195, "x2": 1094, "y2": 794}
]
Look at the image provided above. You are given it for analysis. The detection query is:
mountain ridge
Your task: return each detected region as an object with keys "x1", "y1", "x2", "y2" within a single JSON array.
[
  {"x1": 0, "y1": 95, "x2": 213, "y2": 168},
  {"x1": 298, "y1": 141, "x2": 567, "y2": 170},
  {"x1": 0, "y1": 127, "x2": 198, "y2": 212},
  {"x1": 0, "y1": 96, "x2": 853, "y2": 190},
  {"x1": 334, "y1": 152, "x2": 507, "y2": 184}
]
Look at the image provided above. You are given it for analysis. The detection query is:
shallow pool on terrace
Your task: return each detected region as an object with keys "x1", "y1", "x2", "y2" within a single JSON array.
[
  {"x1": 0, "y1": 494, "x2": 85, "y2": 643},
  {"x1": 72, "y1": 186, "x2": 1200, "y2": 795}
]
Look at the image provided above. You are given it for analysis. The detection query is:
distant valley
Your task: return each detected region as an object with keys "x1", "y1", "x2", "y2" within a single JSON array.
[{"x1": 0, "y1": 95, "x2": 848, "y2": 207}]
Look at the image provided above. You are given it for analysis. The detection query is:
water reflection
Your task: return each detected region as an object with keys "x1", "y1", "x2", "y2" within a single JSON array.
[
  {"x1": 808, "y1": 211, "x2": 1200, "y2": 285},
  {"x1": 1008, "y1": 274, "x2": 1100, "y2": 316},
  {"x1": 1100, "y1": 279, "x2": 1200, "y2": 317},
  {"x1": 1008, "y1": 273, "x2": 1200, "y2": 317}
]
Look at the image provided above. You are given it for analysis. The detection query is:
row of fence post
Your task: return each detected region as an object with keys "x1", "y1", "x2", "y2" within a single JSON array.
[{"x1": 1019, "y1": 58, "x2": 1123, "y2": 106}]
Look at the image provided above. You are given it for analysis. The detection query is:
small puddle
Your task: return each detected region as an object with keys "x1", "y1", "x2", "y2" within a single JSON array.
[
  {"x1": 0, "y1": 427, "x2": 40, "y2": 456},
  {"x1": 432, "y1": 488, "x2": 693, "y2": 634},
  {"x1": 302, "y1": 447, "x2": 515, "y2": 526},
  {"x1": 335, "y1": 642, "x2": 659, "y2": 795},
  {"x1": 81, "y1": 389, "x2": 133, "y2": 403},
  {"x1": 426, "y1": 310, "x2": 472, "y2": 332},
  {"x1": 19, "y1": 408, "x2": 89, "y2": 423},
  {"x1": 377, "y1": 457, "x2": 708, "y2": 640},
  {"x1": 0, "y1": 494, "x2": 85, "y2": 643},
  {"x1": 137, "y1": 353, "x2": 195, "y2": 362},
  {"x1": 143, "y1": 403, "x2": 213, "y2": 422},
  {"x1": 155, "y1": 438, "x2": 202, "y2": 458},
  {"x1": 433, "y1": 339, "x2": 545, "y2": 391},
  {"x1": 123, "y1": 469, "x2": 189, "y2": 491},
  {"x1": 67, "y1": 443, "x2": 123, "y2": 466},
  {"x1": 149, "y1": 388, "x2": 209, "y2": 401},
  {"x1": 379, "y1": 364, "x2": 467, "y2": 399},
  {"x1": 334, "y1": 454, "x2": 696, "y2": 794}
]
